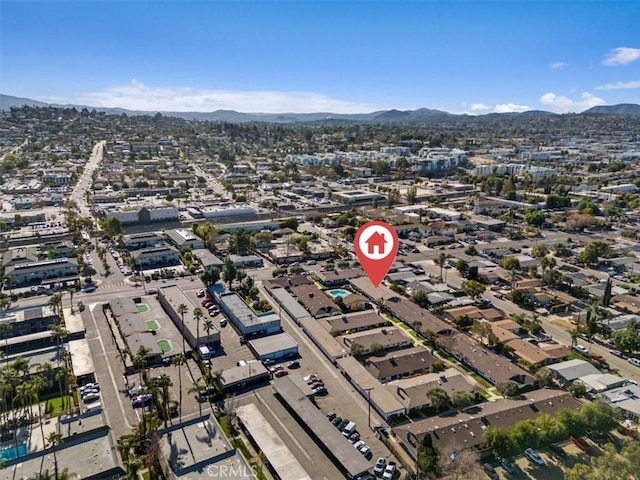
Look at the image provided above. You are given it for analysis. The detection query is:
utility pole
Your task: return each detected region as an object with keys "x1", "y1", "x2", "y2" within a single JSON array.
[{"x1": 365, "y1": 387, "x2": 373, "y2": 429}]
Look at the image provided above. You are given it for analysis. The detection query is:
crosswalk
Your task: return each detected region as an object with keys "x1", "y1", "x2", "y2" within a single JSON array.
[{"x1": 97, "y1": 282, "x2": 129, "y2": 289}]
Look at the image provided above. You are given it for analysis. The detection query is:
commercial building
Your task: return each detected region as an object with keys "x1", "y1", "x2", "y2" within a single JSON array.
[
  {"x1": 165, "y1": 228, "x2": 204, "y2": 250},
  {"x1": 122, "y1": 232, "x2": 164, "y2": 250},
  {"x1": 217, "y1": 292, "x2": 281, "y2": 337},
  {"x1": 4, "y1": 257, "x2": 78, "y2": 287},
  {"x1": 157, "y1": 285, "x2": 220, "y2": 349},
  {"x1": 219, "y1": 362, "x2": 270, "y2": 391},
  {"x1": 132, "y1": 246, "x2": 180, "y2": 269},
  {"x1": 248, "y1": 332, "x2": 299, "y2": 361}
]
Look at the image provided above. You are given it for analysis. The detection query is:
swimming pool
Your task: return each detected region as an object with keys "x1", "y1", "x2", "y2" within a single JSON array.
[
  {"x1": 0, "y1": 443, "x2": 27, "y2": 461},
  {"x1": 327, "y1": 289, "x2": 350, "y2": 299}
]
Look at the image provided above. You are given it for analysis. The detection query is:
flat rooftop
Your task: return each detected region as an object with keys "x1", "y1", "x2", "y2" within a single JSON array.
[
  {"x1": 161, "y1": 415, "x2": 253, "y2": 479},
  {"x1": 273, "y1": 376, "x2": 372, "y2": 478},
  {"x1": 236, "y1": 403, "x2": 311, "y2": 480},
  {"x1": 68, "y1": 338, "x2": 95, "y2": 378},
  {"x1": 2, "y1": 426, "x2": 122, "y2": 479},
  {"x1": 249, "y1": 332, "x2": 298, "y2": 357}
]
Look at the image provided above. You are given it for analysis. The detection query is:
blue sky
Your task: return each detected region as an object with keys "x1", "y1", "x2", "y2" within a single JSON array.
[{"x1": 1, "y1": 1, "x2": 639, "y2": 113}]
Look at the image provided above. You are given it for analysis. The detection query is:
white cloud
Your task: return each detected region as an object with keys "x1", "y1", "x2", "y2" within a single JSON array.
[
  {"x1": 494, "y1": 103, "x2": 531, "y2": 113},
  {"x1": 69, "y1": 80, "x2": 382, "y2": 113},
  {"x1": 540, "y1": 91, "x2": 606, "y2": 113},
  {"x1": 550, "y1": 62, "x2": 568, "y2": 70},
  {"x1": 471, "y1": 103, "x2": 491, "y2": 111},
  {"x1": 602, "y1": 47, "x2": 640, "y2": 66},
  {"x1": 595, "y1": 80, "x2": 640, "y2": 91}
]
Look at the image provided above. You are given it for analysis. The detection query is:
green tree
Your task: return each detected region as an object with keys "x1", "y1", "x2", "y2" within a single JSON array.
[
  {"x1": 172, "y1": 354, "x2": 186, "y2": 423},
  {"x1": 438, "y1": 253, "x2": 448, "y2": 281},
  {"x1": 462, "y1": 280, "x2": 486, "y2": 300},
  {"x1": 525, "y1": 208, "x2": 545, "y2": 227},
  {"x1": 405, "y1": 186, "x2": 418, "y2": 204},
  {"x1": 385, "y1": 188, "x2": 400, "y2": 207},
  {"x1": 46, "y1": 432, "x2": 64, "y2": 480},
  {"x1": 531, "y1": 244, "x2": 549, "y2": 259},
  {"x1": 502, "y1": 256, "x2": 520, "y2": 288},
  {"x1": 451, "y1": 390, "x2": 476, "y2": 408},
  {"x1": 426, "y1": 387, "x2": 451, "y2": 412},
  {"x1": 612, "y1": 320, "x2": 640, "y2": 353},
  {"x1": 222, "y1": 257, "x2": 237, "y2": 289},
  {"x1": 496, "y1": 380, "x2": 519, "y2": 398},
  {"x1": 101, "y1": 217, "x2": 123, "y2": 237}
]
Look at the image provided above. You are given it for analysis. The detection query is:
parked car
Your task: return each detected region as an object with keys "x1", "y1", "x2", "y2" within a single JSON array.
[
  {"x1": 629, "y1": 358, "x2": 640, "y2": 367},
  {"x1": 348, "y1": 432, "x2": 360, "y2": 443},
  {"x1": 305, "y1": 375, "x2": 320, "y2": 384},
  {"x1": 353, "y1": 440, "x2": 365, "y2": 451},
  {"x1": 570, "y1": 435, "x2": 593, "y2": 454},
  {"x1": 382, "y1": 461, "x2": 397, "y2": 480},
  {"x1": 326, "y1": 411, "x2": 336, "y2": 421},
  {"x1": 573, "y1": 344, "x2": 589, "y2": 354},
  {"x1": 196, "y1": 289, "x2": 205, "y2": 297},
  {"x1": 497, "y1": 457, "x2": 516, "y2": 474},
  {"x1": 548, "y1": 443, "x2": 566, "y2": 458},
  {"x1": 312, "y1": 386, "x2": 327, "y2": 395},
  {"x1": 338, "y1": 419, "x2": 350, "y2": 430},
  {"x1": 132, "y1": 394, "x2": 152, "y2": 408},
  {"x1": 287, "y1": 360, "x2": 300, "y2": 369},
  {"x1": 359, "y1": 444, "x2": 371, "y2": 456},
  {"x1": 304, "y1": 374, "x2": 318, "y2": 382},
  {"x1": 610, "y1": 349, "x2": 624, "y2": 357},
  {"x1": 483, "y1": 463, "x2": 498, "y2": 479},
  {"x1": 82, "y1": 393, "x2": 100, "y2": 403},
  {"x1": 331, "y1": 417, "x2": 342, "y2": 427},
  {"x1": 269, "y1": 365, "x2": 284, "y2": 373},
  {"x1": 373, "y1": 457, "x2": 386, "y2": 475},
  {"x1": 77, "y1": 301, "x2": 85, "y2": 312},
  {"x1": 263, "y1": 359, "x2": 275, "y2": 366},
  {"x1": 525, "y1": 448, "x2": 545, "y2": 466},
  {"x1": 274, "y1": 370, "x2": 288, "y2": 378},
  {"x1": 219, "y1": 318, "x2": 227, "y2": 327},
  {"x1": 309, "y1": 381, "x2": 325, "y2": 389}
]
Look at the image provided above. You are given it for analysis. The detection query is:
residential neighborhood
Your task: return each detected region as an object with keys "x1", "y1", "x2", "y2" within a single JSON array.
[{"x1": 1, "y1": 103, "x2": 640, "y2": 480}]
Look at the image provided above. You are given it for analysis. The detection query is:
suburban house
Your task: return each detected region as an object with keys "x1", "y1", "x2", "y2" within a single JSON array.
[{"x1": 365, "y1": 347, "x2": 437, "y2": 383}]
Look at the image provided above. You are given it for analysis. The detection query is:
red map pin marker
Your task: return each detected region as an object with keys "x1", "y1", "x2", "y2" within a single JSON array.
[{"x1": 354, "y1": 221, "x2": 399, "y2": 287}]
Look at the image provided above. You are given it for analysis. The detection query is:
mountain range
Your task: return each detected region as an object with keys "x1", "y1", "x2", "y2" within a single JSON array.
[{"x1": 1, "y1": 94, "x2": 639, "y2": 123}]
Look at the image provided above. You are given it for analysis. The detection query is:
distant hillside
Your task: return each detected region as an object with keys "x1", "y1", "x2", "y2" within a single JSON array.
[
  {"x1": 0, "y1": 94, "x2": 49, "y2": 110},
  {"x1": 1, "y1": 93, "x2": 638, "y2": 122},
  {"x1": 583, "y1": 103, "x2": 640, "y2": 115}
]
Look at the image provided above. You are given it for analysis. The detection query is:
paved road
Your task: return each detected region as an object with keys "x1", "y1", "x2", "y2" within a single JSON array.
[{"x1": 70, "y1": 140, "x2": 104, "y2": 219}]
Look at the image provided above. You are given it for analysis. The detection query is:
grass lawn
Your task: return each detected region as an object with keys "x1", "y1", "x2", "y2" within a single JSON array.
[
  {"x1": 218, "y1": 414, "x2": 233, "y2": 437},
  {"x1": 471, "y1": 374, "x2": 494, "y2": 389},
  {"x1": 157, "y1": 340, "x2": 171, "y2": 353},
  {"x1": 146, "y1": 320, "x2": 158, "y2": 331},
  {"x1": 137, "y1": 304, "x2": 149, "y2": 313},
  {"x1": 45, "y1": 395, "x2": 75, "y2": 417}
]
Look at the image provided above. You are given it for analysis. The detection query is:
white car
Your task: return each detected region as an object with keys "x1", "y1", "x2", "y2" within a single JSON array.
[
  {"x1": 573, "y1": 344, "x2": 589, "y2": 354},
  {"x1": 303, "y1": 374, "x2": 318, "y2": 382},
  {"x1": 359, "y1": 444, "x2": 370, "y2": 456},
  {"x1": 629, "y1": 358, "x2": 640, "y2": 367},
  {"x1": 373, "y1": 457, "x2": 386, "y2": 475},
  {"x1": 383, "y1": 461, "x2": 397, "y2": 479},
  {"x1": 353, "y1": 440, "x2": 365, "y2": 451}
]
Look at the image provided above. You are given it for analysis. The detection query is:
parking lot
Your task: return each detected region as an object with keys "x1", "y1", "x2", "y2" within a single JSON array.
[{"x1": 491, "y1": 438, "x2": 605, "y2": 479}]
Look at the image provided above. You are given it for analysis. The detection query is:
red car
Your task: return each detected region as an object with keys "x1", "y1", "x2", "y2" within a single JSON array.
[
  {"x1": 274, "y1": 370, "x2": 288, "y2": 378},
  {"x1": 570, "y1": 435, "x2": 593, "y2": 454}
]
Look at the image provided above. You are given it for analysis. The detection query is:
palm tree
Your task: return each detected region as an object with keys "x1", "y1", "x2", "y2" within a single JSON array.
[
  {"x1": 47, "y1": 293, "x2": 63, "y2": 319},
  {"x1": 172, "y1": 354, "x2": 186, "y2": 424},
  {"x1": 68, "y1": 287, "x2": 77, "y2": 312},
  {"x1": 438, "y1": 253, "x2": 448, "y2": 281},
  {"x1": 188, "y1": 377, "x2": 207, "y2": 417},
  {"x1": 210, "y1": 369, "x2": 224, "y2": 393},
  {"x1": 177, "y1": 303, "x2": 188, "y2": 355},
  {"x1": 46, "y1": 432, "x2": 63, "y2": 480},
  {"x1": 203, "y1": 319, "x2": 214, "y2": 340},
  {"x1": 155, "y1": 374, "x2": 173, "y2": 428},
  {"x1": 0, "y1": 322, "x2": 12, "y2": 357},
  {"x1": 30, "y1": 374, "x2": 47, "y2": 442},
  {"x1": 133, "y1": 346, "x2": 151, "y2": 387},
  {"x1": 193, "y1": 307, "x2": 204, "y2": 350}
]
